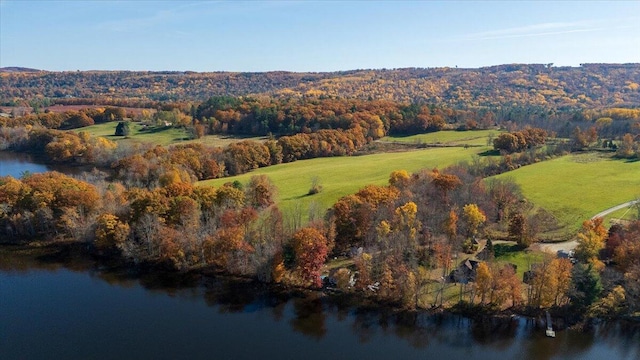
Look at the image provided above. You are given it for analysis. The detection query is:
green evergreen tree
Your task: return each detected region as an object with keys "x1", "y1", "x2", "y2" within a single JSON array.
[
  {"x1": 569, "y1": 263, "x2": 602, "y2": 310},
  {"x1": 115, "y1": 121, "x2": 131, "y2": 136}
]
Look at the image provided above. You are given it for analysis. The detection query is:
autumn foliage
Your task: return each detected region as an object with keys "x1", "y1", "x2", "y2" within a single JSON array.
[{"x1": 292, "y1": 227, "x2": 329, "y2": 288}]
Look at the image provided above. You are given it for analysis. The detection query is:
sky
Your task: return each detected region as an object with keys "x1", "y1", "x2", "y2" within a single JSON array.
[{"x1": 1, "y1": 0, "x2": 639, "y2": 72}]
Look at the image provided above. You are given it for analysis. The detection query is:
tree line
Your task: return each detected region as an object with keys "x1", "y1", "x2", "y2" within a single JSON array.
[{"x1": 2, "y1": 64, "x2": 639, "y2": 109}]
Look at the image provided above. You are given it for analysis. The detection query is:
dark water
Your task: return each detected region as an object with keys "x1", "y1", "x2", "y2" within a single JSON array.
[{"x1": 0, "y1": 246, "x2": 638, "y2": 360}]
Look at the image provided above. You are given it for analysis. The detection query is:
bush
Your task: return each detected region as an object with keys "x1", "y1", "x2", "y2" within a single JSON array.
[
  {"x1": 308, "y1": 185, "x2": 323, "y2": 195},
  {"x1": 308, "y1": 176, "x2": 323, "y2": 195}
]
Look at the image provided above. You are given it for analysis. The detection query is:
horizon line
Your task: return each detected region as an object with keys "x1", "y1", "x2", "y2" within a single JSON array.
[{"x1": 3, "y1": 62, "x2": 640, "y2": 74}]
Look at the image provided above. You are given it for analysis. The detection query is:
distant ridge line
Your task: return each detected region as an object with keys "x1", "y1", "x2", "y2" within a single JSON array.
[
  {"x1": 0, "y1": 67, "x2": 42, "y2": 73},
  {"x1": 1, "y1": 63, "x2": 640, "y2": 74}
]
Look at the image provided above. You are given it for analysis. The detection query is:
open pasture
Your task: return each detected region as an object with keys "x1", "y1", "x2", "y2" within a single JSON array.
[
  {"x1": 494, "y1": 153, "x2": 640, "y2": 232},
  {"x1": 75, "y1": 122, "x2": 263, "y2": 147},
  {"x1": 74, "y1": 122, "x2": 189, "y2": 146},
  {"x1": 199, "y1": 146, "x2": 485, "y2": 216},
  {"x1": 382, "y1": 129, "x2": 500, "y2": 147}
]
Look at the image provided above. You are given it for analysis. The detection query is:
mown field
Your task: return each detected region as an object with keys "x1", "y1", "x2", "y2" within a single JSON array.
[
  {"x1": 382, "y1": 129, "x2": 500, "y2": 146},
  {"x1": 494, "y1": 152, "x2": 640, "y2": 233},
  {"x1": 74, "y1": 122, "x2": 264, "y2": 147},
  {"x1": 199, "y1": 146, "x2": 487, "y2": 217},
  {"x1": 75, "y1": 123, "x2": 496, "y2": 148},
  {"x1": 606, "y1": 205, "x2": 640, "y2": 222}
]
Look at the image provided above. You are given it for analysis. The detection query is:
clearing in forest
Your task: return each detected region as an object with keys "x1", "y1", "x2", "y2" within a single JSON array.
[{"x1": 75, "y1": 122, "x2": 264, "y2": 147}]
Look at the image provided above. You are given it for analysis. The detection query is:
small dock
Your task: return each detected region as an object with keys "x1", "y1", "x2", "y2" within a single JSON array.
[{"x1": 545, "y1": 311, "x2": 556, "y2": 338}]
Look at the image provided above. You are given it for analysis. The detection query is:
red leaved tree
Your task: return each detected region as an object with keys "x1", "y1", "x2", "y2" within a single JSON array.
[{"x1": 292, "y1": 227, "x2": 328, "y2": 288}]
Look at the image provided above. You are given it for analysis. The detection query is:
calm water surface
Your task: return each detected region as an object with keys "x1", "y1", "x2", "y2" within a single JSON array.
[
  {"x1": 1, "y1": 155, "x2": 639, "y2": 360},
  {"x1": 0, "y1": 152, "x2": 50, "y2": 178},
  {"x1": 1, "y1": 247, "x2": 638, "y2": 360}
]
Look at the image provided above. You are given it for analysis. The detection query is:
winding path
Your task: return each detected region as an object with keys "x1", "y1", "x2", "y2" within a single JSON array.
[
  {"x1": 590, "y1": 200, "x2": 639, "y2": 220},
  {"x1": 535, "y1": 199, "x2": 639, "y2": 253}
]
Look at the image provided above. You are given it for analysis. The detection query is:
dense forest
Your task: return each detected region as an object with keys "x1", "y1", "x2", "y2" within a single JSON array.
[{"x1": 2, "y1": 64, "x2": 639, "y2": 108}]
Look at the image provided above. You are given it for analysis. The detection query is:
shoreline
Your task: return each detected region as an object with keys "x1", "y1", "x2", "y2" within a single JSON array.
[{"x1": 3, "y1": 240, "x2": 637, "y2": 329}]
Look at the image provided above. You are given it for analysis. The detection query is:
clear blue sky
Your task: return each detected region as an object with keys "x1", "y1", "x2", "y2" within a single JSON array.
[{"x1": 1, "y1": 1, "x2": 639, "y2": 72}]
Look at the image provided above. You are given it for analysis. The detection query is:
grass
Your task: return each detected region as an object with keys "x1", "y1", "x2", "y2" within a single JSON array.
[
  {"x1": 605, "y1": 205, "x2": 640, "y2": 224},
  {"x1": 74, "y1": 122, "x2": 263, "y2": 147},
  {"x1": 382, "y1": 129, "x2": 500, "y2": 147},
  {"x1": 74, "y1": 122, "x2": 190, "y2": 146},
  {"x1": 493, "y1": 243, "x2": 544, "y2": 279},
  {"x1": 78, "y1": 123, "x2": 495, "y2": 148},
  {"x1": 199, "y1": 146, "x2": 487, "y2": 217},
  {"x1": 493, "y1": 152, "x2": 640, "y2": 233},
  {"x1": 74, "y1": 122, "x2": 127, "y2": 138}
]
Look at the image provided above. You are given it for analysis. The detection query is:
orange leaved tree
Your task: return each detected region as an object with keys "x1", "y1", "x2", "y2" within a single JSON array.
[{"x1": 292, "y1": 227, "x2": 329, "y2": 288}]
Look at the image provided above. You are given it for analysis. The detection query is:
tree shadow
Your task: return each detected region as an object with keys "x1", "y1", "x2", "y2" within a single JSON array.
[
  {"x1": 493, "y1": 243, "x2": 524, "y2": 258},
  {"x1": 138, "y1": 126, "x2": 172, "y2": 134},
  {"x1": 478, "y1": 149, "x2": 500, "y2": 157}
]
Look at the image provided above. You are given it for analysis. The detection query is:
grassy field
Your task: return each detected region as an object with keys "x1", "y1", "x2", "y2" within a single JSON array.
[
  {"x1": 494, "y1": 153, "x2": 640, "y2": 233},
  {"x1": 199, "y1": 146, "x2": 487, "y2": 217},
  {"x1": 382, "y1": 129, "x2": 500, "y2": 146},
  {"x1": 494, "y1": 243, "x2": 545, "y2": 279},
  {"x1": 74, "y1": 122, "x2": 191, "y2": 146},
  {"x1": 74, "y1": 122, "x2": 264, "y2": 147},
  {"x1": 76, "y1": 124, "x2": 496, "y2": 148},
  {"x1": 605, "y1": 204, "x2": 640, "y2": 223}
]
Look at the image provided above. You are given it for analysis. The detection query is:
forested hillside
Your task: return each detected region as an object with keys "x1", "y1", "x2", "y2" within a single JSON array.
[{"x1": 2, "y1": 64, "x2": 639, "y2": 108}]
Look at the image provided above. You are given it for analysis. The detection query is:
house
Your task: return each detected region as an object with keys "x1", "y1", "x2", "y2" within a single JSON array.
[{"x1": 449, "y1": 259, "x2": 480, "y2": 284}]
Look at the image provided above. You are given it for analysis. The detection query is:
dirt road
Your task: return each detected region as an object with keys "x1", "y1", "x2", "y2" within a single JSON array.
[
  {"x1": 591, "y1": 200, "x2": 639, "y2": 219},
  {"x1": 533, "y1": 199, "x2": 638, "y2": 254}
]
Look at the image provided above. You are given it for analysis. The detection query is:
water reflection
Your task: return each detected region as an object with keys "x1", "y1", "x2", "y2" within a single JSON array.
[
  {"x1": 0, "y1": 151, "x2": 50, "y2": 177},
  {"x1": 469, "y1": 316, "x2": 518, "y2": 350},
  {"x1": 0, "y1": 151, "x2": 84, "y2": 178},
  {"x1": 290, "y1": 295, "x2": 327, "y2": 338},
  {"x1": 1, "y1": 245, "x2": 639, "y2": 360}
]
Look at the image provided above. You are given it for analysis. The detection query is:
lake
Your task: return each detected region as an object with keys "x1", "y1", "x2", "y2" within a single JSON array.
[
  {"x1": 1, "y1": 245, "x2": 639, "y2": 360},
  {"x1": 0, "y1": 151, "x2": 84, "y2": 178},
  {"x1": 0, "y1": 151, "x2": 50, "y2": 178},
  {"x1": 1, "y1": 153, "x2": 639, "y2": 360}
]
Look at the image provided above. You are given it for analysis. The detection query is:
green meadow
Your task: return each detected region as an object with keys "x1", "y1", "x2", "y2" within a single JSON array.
[
  {"x1": 382, "y1": 129, "x2": 500, "y2": 146},
  {"x1": 493, "y1": 243, "x2": 545, "y2": 279},
  {"x1": 75, "y1": 122, "x2": 263, "y2": 147},
  {"x1": 494, "y1": 153, "x2": 640, "y2": 232},
  {"x1": 74, "y1": 122, "x2": 188, "y2": 146},
  {"x1": 199, "y1": 147, "x2": 485, "y2": 216},
  {"x1": 605, "y1": 204, "x2": 640, "y2": 223}
]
